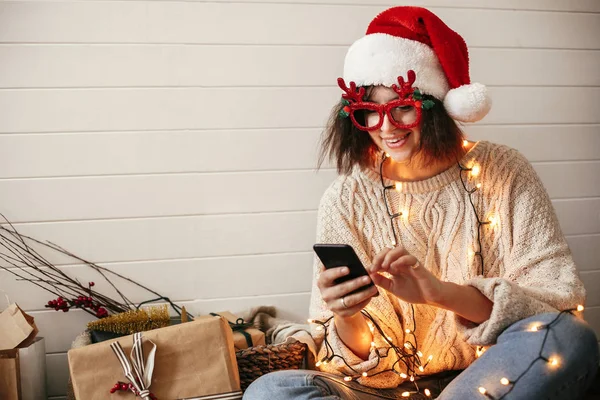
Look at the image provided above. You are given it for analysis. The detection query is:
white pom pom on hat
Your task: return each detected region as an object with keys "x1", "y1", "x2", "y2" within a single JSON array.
[{"x1": 343, "y1": 6, "x2": 492, "y2": 123}]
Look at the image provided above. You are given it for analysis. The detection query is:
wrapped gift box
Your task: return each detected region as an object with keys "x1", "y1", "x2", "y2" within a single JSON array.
[
  {"x1": 215, "y1": 311, "x2": 266, "y2": 351},
  {"x1": 68, "y1": 315, "x2": 242, "y2": 400}
]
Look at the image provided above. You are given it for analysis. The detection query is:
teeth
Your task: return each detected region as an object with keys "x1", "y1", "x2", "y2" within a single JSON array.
[{"x1": 386, "y1": 132, "x2": 410, "y2": 144}]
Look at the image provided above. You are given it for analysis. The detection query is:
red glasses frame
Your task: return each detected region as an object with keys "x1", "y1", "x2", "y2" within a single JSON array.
[
  {"x1": 346, "y1": 99, "x2": 422, "y2": 132},
  {"x1": 338, "y1": 70, "x2": 423, "y2": 132}
]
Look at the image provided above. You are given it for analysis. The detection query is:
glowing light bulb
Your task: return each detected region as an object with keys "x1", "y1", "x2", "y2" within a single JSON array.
[
  {"x1": 501, "y1": 378, "x2": 510, "y2": 385},
  {"x1": 371, "y1": 341, "x2": 376, "y2": 347},
  {"x1": 428, "y1": 355, "x2": 433, "y2": 361},
  {"x1": 419, "y1": 366, "x2": 424, "y2": 372},
  {"x1": 400, "y1": 373, "x2": 408, "y2": 379},
  {"x1": 405, "y1": 329, "x2": 411, "y2": 334},
  {"x1": 479, "y1": 387, "x2": 487, "y2": 395},
  {"x1": 476, "y1": 346, "x2": 486, "y2": 357},
  {"x1": 471, "y1": 164, "x2": 481, "y2": 177},
  {"x1": 417, "y1": 351, "x2": 423, "y2": 358},
  {"x1": 404, "y1": 342, "x2": 412, "y2": 349},
  {"x1": 530, "y1": 324, "x2": 539, "y2": 332},
  {"x1": 387, "y1": 336, "x2": 393, "y2": 342},
  {"x1": 476, "y1": 183, "x2": 482, "y2": 189},
  {"x1": 549, "y1": 357, "x2": 559, "y2": 367},
  {"x1": 463, "y1": 140, "x2": 469, "y2": 147},
  {"x1": 344, "y1": 376, "x2": 352, "y2": 382},
  {"x1": 385, "y1": 153, "x2": 390, "y2": 158},
  {"x1": 425, "y1": 388, "x2": 432, "y2": 397},
  {"x1": 315, "y1": 325, "x2": 323, "y2": 331},
  {"x1": 362, "y1": 372, "x2": 368, "y2": 377},
  {"x1": 577, "y1": 305, "x2": 585, "y2": 312},
  {"x1": 410, "y1": 376, "x2": 415, "y2": 382},
  {"x1": 315, "y1": 361, "x2": 322, "y2": 367},
  {"x1": 391, "y1": 239, "x2": 397, "y2": 247},
  {"x1": 395, "y1": 182, "x2": 402, "y2": 191},
  {"x1": 489, "y1": 216, "x2": 497, "y2": 226},
  {"x1": 402, "y1": 392, "x2": 410, "y2": 398},
  {"x1": 307, "y1": 319, "x2": 314, "y2": 323}
]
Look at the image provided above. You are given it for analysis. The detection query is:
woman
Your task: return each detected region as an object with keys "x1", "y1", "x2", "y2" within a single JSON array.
[{"x1": 244, "y1": 6, "x2": 598, "y2": 399}]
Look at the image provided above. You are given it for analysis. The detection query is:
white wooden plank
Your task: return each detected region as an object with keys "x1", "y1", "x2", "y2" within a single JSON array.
[
  {"x1": 1, "y1": 87, "x2": 599, "y2": 133},
  {"x1": 9, "y1": 0, "x2": 600, "y2": 13},
  {"x1": 0, "y1": 129, "x2": 324, "y2": 178},
  {"x1": 0, "y1": 170, "x2": 336, "y2": 223},
  {"x1": 482, "y1": 87, "x2": 600, "y2": 125},
  {"x1": 196, "y1": 1, "x2": 600, "y2": 13},
  {"x1": 46, "y1": 353, "x2": 69, "y2": 398},
  {"x1": 0, "y1": 126, "x2": 597, "y2": 179},
  {"x1": 0, "y1": 87, "x2": 338, "y2": 133},
  {"x1": 2, "y1": 45, "x2": 599, "y2": 88},
  {"x1": 0, "y1": 196, "x2": 595, "y2": 266},
  {"x1": 0, "y1": 163, "x2": 595, "y2": 223},
  {"x1": 567, "y1": 234, "x2": 600, "y2": 272},
  {"x1": 4, "y1": 212, "x2": 319, "y2": 264},
  {"x1": 1, "y1": 252, "x2": 314, "y2": 313},
  {"x1": 0, "y1": 163, "x2": 596, "y2": 223},
  {"x1": 553, "y1": 198, "x2": 600, "y2": 236},
  {"x1": 466, "y1": 125, "x2": 600, "y2": 162},
  {"x1": 0, "y1": 3, "x2": 598, "y2": 49},
  {"x1": 533, "y1": 162, "x2": 600, "y2": 199},
  {"x1": 470, "y1": 48, "x2": 600, "y2": 87},
  {"x1": 33, "y1": 310, "x2": 96, "y2": 354},
  {"x1": 581, "y1": 271, "x2": 600, "y2": 308}
]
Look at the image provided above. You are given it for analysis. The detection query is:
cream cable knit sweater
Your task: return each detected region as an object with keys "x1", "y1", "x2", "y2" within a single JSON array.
[{"x1": 309, "y1": 141, "x2": 586, "y2": 389}]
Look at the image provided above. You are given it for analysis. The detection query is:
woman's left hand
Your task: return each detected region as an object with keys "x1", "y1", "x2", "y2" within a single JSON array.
[{"x1": 367, "y1": 246, "x2": 445, "y2": 305}]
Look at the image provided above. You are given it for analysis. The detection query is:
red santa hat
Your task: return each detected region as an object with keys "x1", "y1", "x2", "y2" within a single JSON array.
[{"x1": 343, "y1": 6, "x2": 491, "y2": 123}]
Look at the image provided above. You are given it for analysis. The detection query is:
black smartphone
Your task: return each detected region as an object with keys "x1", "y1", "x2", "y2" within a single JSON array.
[{"x1": 313, "y1": 243, "x2": 378, "y2": 296}]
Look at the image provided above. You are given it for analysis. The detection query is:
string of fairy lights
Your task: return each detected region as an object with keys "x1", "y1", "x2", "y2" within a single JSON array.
[{"x1": 309, "y1": 140, "x2": 585, "y2": 398}]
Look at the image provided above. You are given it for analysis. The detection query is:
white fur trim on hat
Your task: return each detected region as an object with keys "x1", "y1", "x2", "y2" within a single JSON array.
[
  {"x1": 443, "y1": 83, "x2": 492, "y2": 122},
  {"x1": 343, "y1": 33, "x2": 450, "y2": 99}
]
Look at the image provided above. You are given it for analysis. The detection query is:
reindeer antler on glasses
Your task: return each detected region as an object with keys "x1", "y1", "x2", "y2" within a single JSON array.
[
  {"x1": 337, "y1": 78, "x2": 366, "y2": 103},
  {"x1": 392, "y1": 70, "x2": 417, "y2": 99}
]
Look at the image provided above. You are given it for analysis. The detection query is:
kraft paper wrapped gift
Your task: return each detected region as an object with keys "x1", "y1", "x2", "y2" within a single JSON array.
[
  {"x1": 214, "y1": 311, "x2": 266, "y2": 351},
  {"x1": 68, "y1": 315, "x2": 242, "y2": 400}
]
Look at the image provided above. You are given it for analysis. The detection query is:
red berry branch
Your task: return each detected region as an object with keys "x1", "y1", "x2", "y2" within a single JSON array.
[
  {"x1": 44, "y1": 282, "x2": 109, "y2": 317},
  {"x1": 0, "y1": 213, "x2": 187, "y2": 320}
]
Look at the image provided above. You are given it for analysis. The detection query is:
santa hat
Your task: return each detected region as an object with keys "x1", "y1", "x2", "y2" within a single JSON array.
[{"x1": 343, "y1": 6, "x2": 491, "y2": 122}]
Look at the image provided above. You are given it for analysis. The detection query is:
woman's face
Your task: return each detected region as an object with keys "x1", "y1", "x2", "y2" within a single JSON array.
[{"x1": 366, "y1": 86, "x2": 421, "y2": 164}]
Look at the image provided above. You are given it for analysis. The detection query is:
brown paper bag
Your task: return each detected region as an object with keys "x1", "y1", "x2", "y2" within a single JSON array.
[
  {"x1": 0, "y1": 349, "x2": 20, "y2": 400},
  {"x1": 68, "y1": 315, "x2": 242, "y2": 400},
  {"x1": 0, "y1": 304, "x2": 38, "y2": 351}
]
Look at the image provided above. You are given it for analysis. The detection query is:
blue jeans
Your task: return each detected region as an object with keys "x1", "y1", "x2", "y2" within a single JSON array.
[{"x1": 244, "y1": 313, "x2": 599, "y2": 399}]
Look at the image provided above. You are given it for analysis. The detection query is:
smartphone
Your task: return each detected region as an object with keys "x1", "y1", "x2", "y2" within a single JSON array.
[{"x1": 313, "y1": 244, "x2": 378, "y2": 296}]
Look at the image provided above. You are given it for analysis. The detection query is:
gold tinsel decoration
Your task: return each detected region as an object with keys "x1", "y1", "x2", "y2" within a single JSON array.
[{"x1": 87, "y1": 305, "x2": 170, "y2": 334}]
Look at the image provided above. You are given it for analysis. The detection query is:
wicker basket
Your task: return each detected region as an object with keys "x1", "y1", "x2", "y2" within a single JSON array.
[{"x1": 236, "y1": 340, "x2": 308, "y2": 390}]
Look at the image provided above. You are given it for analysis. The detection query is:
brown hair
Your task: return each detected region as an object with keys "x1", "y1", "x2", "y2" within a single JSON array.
[{"x1": 318, "y1": 92, "x2": 465, "y2": 175}]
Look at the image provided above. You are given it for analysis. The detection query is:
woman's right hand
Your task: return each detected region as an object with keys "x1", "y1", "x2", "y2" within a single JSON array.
[{"x1": 317, "y1": 266, "x2": 379, "y2": 318}]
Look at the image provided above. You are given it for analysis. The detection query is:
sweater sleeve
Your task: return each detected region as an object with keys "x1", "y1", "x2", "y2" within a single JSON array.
[
  {"x1": 456, "y1": 151, "x2": 586, "y2": 345},
  {"x1": 308, "y1": 180, "x2": 403, "y2": 388}
]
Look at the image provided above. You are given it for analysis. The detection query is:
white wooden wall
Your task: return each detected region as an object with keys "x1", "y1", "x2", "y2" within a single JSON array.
[{"x1": 0, "y1": 1, "x2": 599, "y2": 398}]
